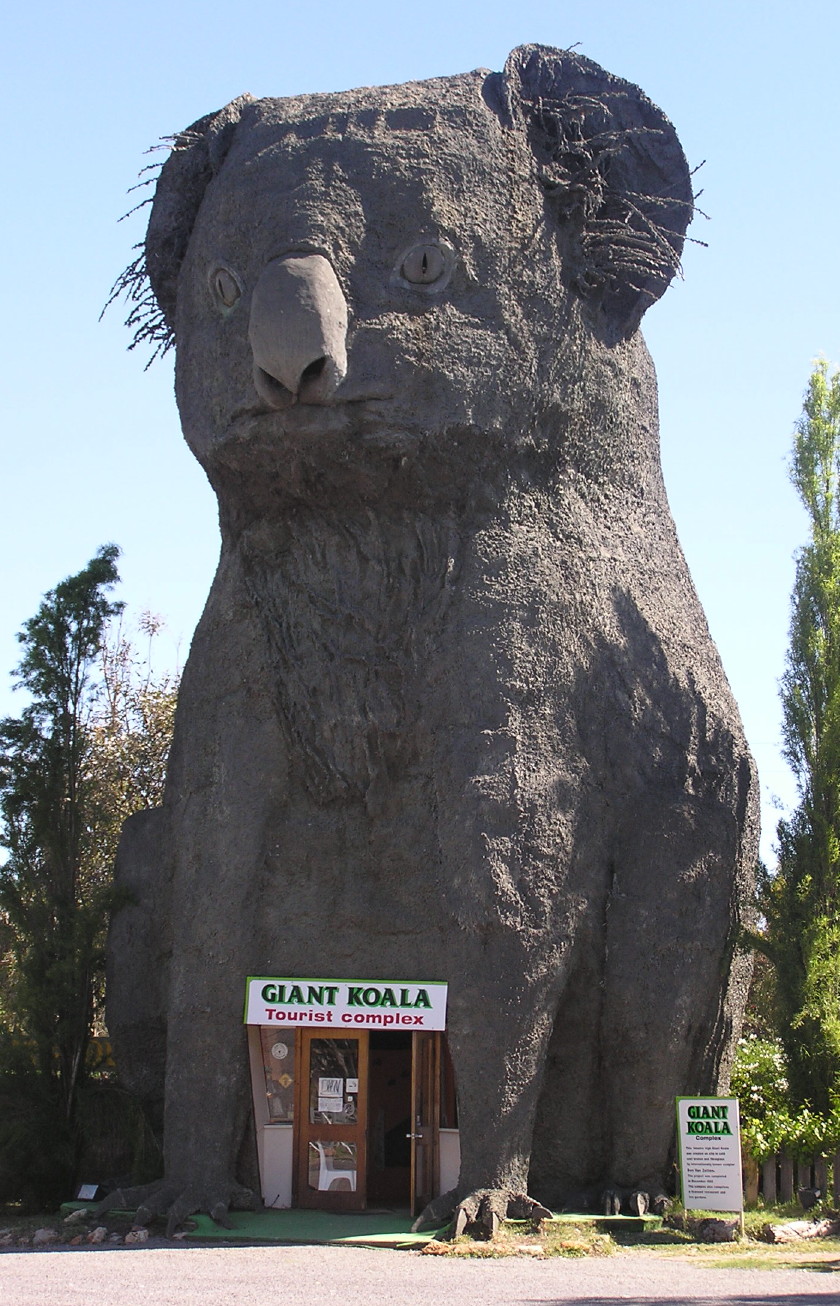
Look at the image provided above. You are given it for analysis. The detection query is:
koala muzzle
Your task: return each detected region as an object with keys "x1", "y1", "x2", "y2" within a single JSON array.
[{"x1": 248, "y1": 254, "x2": 348, "y2": 407}]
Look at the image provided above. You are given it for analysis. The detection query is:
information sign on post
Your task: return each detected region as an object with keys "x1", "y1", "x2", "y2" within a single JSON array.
[{"x1": 676, "y1": 1097, "x2": 743, "y2": 1226}]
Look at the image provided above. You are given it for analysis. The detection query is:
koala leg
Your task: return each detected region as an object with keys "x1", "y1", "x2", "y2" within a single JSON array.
[
  {"x1": 527, "y1": 913, "x2": 614, "y2": 1207},
  {"x1": 600, "y1": 772, "x2": 754, "y2": 1193},
  {"x1": 107, "y1": 806, "x2": 171, "y2": 1137},
  {"x1": 413, "y1": 952, "x2": 564, "y2": 1236},
  {"x1": 132, "y1": 552, "x2": 284, "y2": 1228}
]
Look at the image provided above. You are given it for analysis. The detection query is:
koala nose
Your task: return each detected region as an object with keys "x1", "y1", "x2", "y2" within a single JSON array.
[{"x1": 248, "y1": 253, "x2": 348, "y2": 406}]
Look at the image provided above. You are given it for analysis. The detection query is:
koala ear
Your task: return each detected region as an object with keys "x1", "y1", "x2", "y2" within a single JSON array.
[
  {"x1": 146, "y1": 94, "x2": 254, "y2": 332},
  {"x1": 502, "y1": 45, "x2": 693, "y2": 340}
]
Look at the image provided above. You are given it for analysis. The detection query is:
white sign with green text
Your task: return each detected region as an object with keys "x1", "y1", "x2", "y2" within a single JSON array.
[
  {"x1": 244, "y1": 977, "x2": 448, "y2": 1030},
  {"x1": 676, "y1": 1097, "x2": 742, "y2": 1212}
]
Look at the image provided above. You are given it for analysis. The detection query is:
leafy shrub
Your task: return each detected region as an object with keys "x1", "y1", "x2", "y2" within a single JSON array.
[
  {"x1": 0, "y1": 1035, "x2": 76, "y2": 1211},
  {"x1": 733, "y1": 1034, "x2": 840, "y2": 1160}
]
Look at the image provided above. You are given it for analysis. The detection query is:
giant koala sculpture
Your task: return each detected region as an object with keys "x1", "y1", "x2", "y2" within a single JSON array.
[{"x1": 107, "y1": 45, "x2": 757, "y2": 1233}]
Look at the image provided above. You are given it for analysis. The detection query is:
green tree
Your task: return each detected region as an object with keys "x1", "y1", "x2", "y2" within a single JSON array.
[
  {"x1": 0, "y1": 549, "x2": 179, "y2": 1205},
  {"x1": 84, "y1": 612, "x2": 179, "y2": 1029},
  {"x1": 0, "y1": 547, "x2": 124, "y2": 1121},
  {"x1": 763, "y1": 360, "x2": 840, "y2": 1113}
]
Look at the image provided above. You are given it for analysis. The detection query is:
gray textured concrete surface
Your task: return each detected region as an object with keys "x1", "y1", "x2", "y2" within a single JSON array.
[
  {"x1": 3, "y1": 1245, "x2": 840, "y2": 1305},
  {"x1": 108, "y1": 43, "x2": 758, "y2": 1229}
]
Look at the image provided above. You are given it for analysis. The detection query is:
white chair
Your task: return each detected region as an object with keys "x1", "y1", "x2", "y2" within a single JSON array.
[{"x1": 312, "y1": 1141, "x2": 357, "y2": 1191}]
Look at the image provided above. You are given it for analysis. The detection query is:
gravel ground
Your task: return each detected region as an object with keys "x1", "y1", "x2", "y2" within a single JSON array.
[{"x1": 2, "y1": 1244, "x2": 840, "y2": 1306}]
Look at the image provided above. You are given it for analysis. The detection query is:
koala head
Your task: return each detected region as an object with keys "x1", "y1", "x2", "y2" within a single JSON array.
[{"x1": 136, "y1": 46, "x2": 692, "y2": 514}]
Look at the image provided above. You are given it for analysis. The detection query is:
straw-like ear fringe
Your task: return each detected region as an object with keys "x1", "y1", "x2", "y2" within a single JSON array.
[
  {"x1": 101, "y1": 140, "x2": 180, "y2": 367},
  {"x1": 505, "y1": 45, "x2": 696, "y2": 338},
  {"x1": 104, "y1": 97, "x2": 253, "y2": 366}
]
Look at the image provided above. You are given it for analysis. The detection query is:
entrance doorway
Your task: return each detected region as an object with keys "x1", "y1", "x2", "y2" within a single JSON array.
[
  {"x1": 292, "y1": 1030, "x2": 448, "y2": 1214},
  {"x1": 367, "y1": 1031, "x2": 412, "y2": 1204}
]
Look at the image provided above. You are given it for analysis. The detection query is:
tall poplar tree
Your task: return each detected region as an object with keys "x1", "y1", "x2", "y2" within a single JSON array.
[
  {"x1": 0, "y1": 547, "x2": 124, "y2": 1129},
  {"x1": 765, "y1": 361, "x2": 840, "y2": 1112},
  {"x1": 0, "y1": 551, "x2": 182, "y2": 1205}
]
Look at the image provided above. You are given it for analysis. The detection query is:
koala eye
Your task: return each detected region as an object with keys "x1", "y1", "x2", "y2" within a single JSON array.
[
  {"x1": 402, "y1": 244, "x2": 446, "y2": 284},
  {"x1": 399, "y1": 242, "x2": 450, "y2": 287},
  {"x1": 210, "y1": 266, "x2": 243, "y2": 309}
]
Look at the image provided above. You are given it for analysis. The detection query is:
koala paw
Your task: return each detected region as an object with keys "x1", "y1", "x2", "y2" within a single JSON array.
[
  {"x1": 91, "y1": 1178, "x2": 258, "y2": 1238},
  {"x1": 412, "y1": 1187, "x2": 551, "y2": 1240}
]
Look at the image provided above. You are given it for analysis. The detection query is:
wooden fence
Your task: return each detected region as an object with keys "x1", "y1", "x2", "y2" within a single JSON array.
[{"x1": 742, "y1": 1153, "x2": 840, "y2": 1204}]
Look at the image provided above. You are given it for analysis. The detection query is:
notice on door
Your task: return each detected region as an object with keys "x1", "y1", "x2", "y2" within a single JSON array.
[
  {"x1": 244, "y1": 976, "x2": 448, "y2": 1030},
  {"x1": 676, "y1": 1097, "x2": 743, "y2": 1213}
]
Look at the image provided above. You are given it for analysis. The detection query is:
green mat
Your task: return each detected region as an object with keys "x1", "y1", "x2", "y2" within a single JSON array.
[
  {"x1": 184, "y1": 1209, "x2": 660, "y2": 1245},
  {"x1": 59, "y1": 1202, "x2": 660, "y2": 1247},
  {"x1": 531, "y1": 1213, "x2": 663, "y2": 1234},
  {"x1": 60, "y1": 1202, "x2": 440, "y2": 1248},
  {"x1": 186, "y1": 1207, "x2": 440, "y2": 1247}
]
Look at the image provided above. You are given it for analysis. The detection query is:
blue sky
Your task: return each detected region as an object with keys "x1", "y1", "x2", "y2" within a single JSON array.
[{"x1": 3, "y1": 0, "x2": 838, "y2": 862}]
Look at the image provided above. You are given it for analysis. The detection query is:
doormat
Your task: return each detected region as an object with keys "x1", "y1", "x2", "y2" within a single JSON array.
[
  {"x1": 60, "y1": 1201, "x2": 442, "y2": 1248},
  {"x1": 185, "y1": 1207, "x2": 443, "y2": 1248}
]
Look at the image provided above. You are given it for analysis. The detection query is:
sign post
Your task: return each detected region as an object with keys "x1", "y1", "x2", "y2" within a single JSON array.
[{"x1": 676, "y1": 1097, "x2": 744, "y2": 1238}]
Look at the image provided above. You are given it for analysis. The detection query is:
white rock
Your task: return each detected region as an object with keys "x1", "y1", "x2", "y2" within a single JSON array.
[{"x1": 767, "y1": 1218, "x2": 840, "y2": 1243}]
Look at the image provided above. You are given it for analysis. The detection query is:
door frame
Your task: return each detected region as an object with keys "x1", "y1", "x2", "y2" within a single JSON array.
[
  {"x1": 294, "y1": 1029, "x2": 369, "y2": 1211},
  {"x1": 410, "y1": 1030, "x2": 441, "y2": 1216},
  {"x1": 289, "y1": 1027, "x2": 444, "y2": 1212}
]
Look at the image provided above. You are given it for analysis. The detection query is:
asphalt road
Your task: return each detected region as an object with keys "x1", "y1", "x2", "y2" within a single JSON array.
[{"x1": 2, "y1": 1245, "x2": 840, "y2": 1306}]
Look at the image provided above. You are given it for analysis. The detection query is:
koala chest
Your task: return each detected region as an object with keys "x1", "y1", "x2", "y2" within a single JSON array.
[
  {"x1": 234, "y1": 507, "x2": 578, "y2": 812},
  {"x1": 236, "y1": 511, "x2": 462, "y2": 803}
]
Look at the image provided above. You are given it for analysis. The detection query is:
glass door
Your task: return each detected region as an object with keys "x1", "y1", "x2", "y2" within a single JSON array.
[
  {"x1": 295, "y1": 1030, "x2": 368, "y2": 1210},
  {"x1": 410, "y1": 1031, "x2": 440, "y2": 1216}
]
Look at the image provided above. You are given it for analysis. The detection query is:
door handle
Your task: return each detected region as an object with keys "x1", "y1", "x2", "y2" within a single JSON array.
[{"x1": 406, "y1": 1132, "x2": 423, "y2": 1139}]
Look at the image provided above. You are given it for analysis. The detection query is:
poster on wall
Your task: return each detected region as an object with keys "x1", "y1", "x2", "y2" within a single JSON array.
[
  {"x1": 244, "y1": 976, "x2": 448, "y2": 1030},
  {"x1": 676, "y1": 1097, "x2": 743, "y2": 1213}
]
